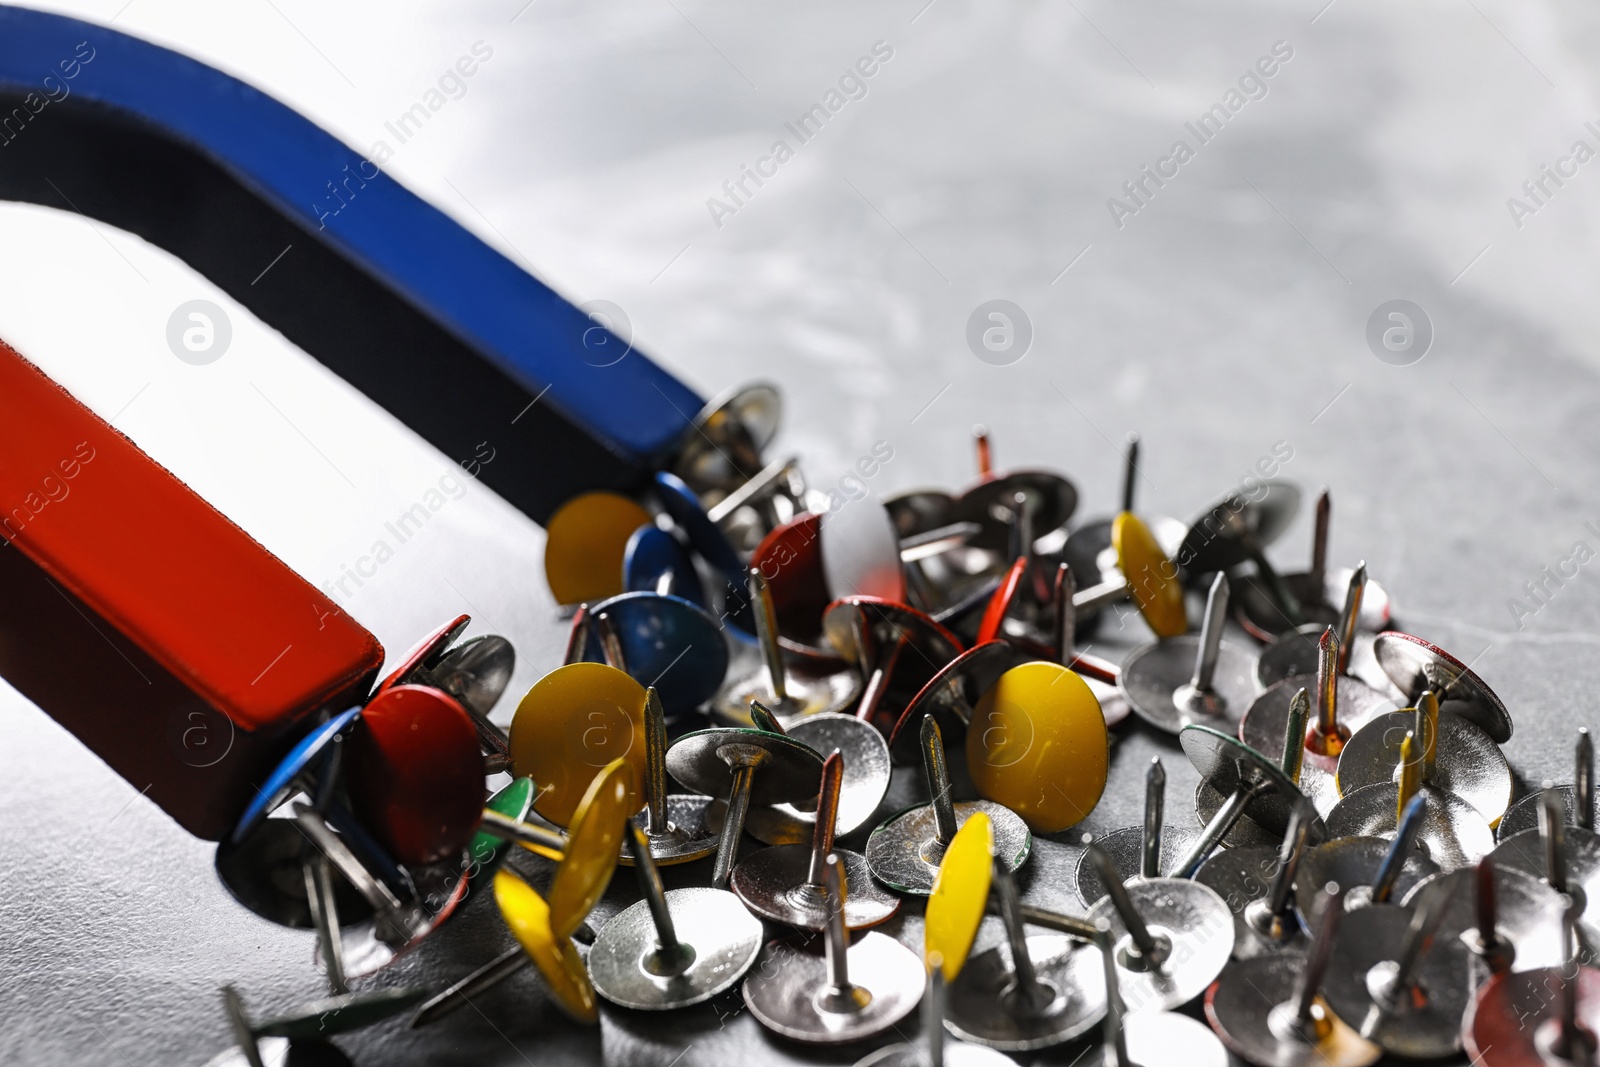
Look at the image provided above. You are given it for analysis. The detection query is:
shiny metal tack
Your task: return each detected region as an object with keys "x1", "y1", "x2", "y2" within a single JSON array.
[
  {"x1": 951, "y1": 451, "x2": 1078, "y2": 555},
  {"x1": 887, "y1": 640, "x2": 1032, "y2": 762},
  {"x1": 1322, "y1": 884, "x2": 1476, "y2": 1058},
  {"x1": 1204, "y1": 883, "x2": 1384, "y2": 1067},
  {"x1": 1195, "y1": 689, "x2": 1333, "y2": 844},
  {"x1": 1072, "y1": 758, "x2": 1199, "y2": 907},
  {"x1": 1195, "y1": 804, "x2": 1311, "y2": 960},
  {"x1": 1294, "y1": 797, "x2": 1440, "y2": 932},
  {"x1": 1069, "y1": 914, "x2": 1229, "y2": 1067},
  {"x1": 1498, "y1": 728, "x2": 1596, "y2": 840},
  {"x1": 212, "y1": 984, "x2": 426, "y2": 1067},
  {"x1": 822, "y1": 596, "x2": 965, "y2": 731},
  {"x1": 866, "y1": 716, "x2": 1031, "y2": 896},
  {"x1": 1120, "y1": 573, "x2": 1259, "y2": 735},
  {"x1": 1083, "y1": 855, "x2": 1235, "y2": 1013},
  {"x1": 588, "y1": 824, "x2": 763, "y2": 1010},
  {"x1": 1372, "y1": 631, "x2": 1513, "y2": 744},
  {"x1": 665, "y1": 722, "x2": 823, "y2": 890},
  {"x1": 625, "y1": 688, "x2": 717, "y2": 866},
  {"x1": 1062, "y1": 433, "x2": 1185, "y2": 585},
  {"x1": 1326, "y1": 781, "x2": 1495, "y2": 871},
  {"x1": 1400, "y1": 858, "x2": 1566, "y2": 974},
  {"x1": 742, "y1": 853, "x2": 924, "y2": 1044},
  {"x1": 1254, "y1": 563, "x2": 1388, "y2": 689},
  {"x1": 1336, "y1": 695, "x2": 1513, "y2": 827},
  {"x1": 673, "y1": 381, "x2": 782, "y2": 497},
  {"x1": 1462, "y1": 901, "x2": 1600, "y2": 1067},
  {"x1": 885, "y1": 489, "x2": 955, "y2": 539},
  {"x1": 1174, "y1": 724, "x2": 1315, "y2": 878},
  {"x1": 1241, "y1": 629, "x2": 1396, "y2": 778},
  {"x1": 711, "y1": 568, "x2": 861, "y2": 726},
  {"x1": 945, "y1": 857, "x2": 1108, "y2": 1050},
  {"x1": 575, "y1": 591, "x2": 730, "y2": 721},
  {"x1": 741, "y1": 711, "x2": 891, "y2": 845},
  {"x1": 1179, "y1": 478, "x2": 1301, "y2": 596},
  {"x1": 1489, "y1": 789, "x2": 1600, "y2": 948},
  {"x1": 733, "y1": 751, "x2": 900, "y2": 930},
  {"x1": 855, "y1": 966, "x2": 1014, "y2": 1067}
]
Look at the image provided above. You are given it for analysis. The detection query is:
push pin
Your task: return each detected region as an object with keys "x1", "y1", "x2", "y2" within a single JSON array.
[
  {"x1": 653, "y1": 470, "x2": 749, "y2": 594},
  {"x1": 1120, "y1": 574, "x2": 1259, "y2": 735},
  {"x1": 208, "y1": 984, "x2": 427, "y2": 1067},
  {"x1": 1371, "y1": 631, "x2": 1514, "y2": 744},
  {"x1": 510, "y1": 661, "x2": 648, "y2": 827},
  {"x1": 1490, "y1": 785, "x2": 1600, "y2": 948},
  {"x1": 1294, "y1": 791, "x2": 1439, "y2": 930},
  {"x1": 1400, "y1": 854, "x2": 1566, "y2": 975},
  {"x1": 1178, "y1": 478, "x2": 1303, "y2": 621},
  {"x1": 1242, "y1": 627, "x2": 1395, "y2": 786},
  {"x1": 466, "y1": 775, "x2": 541, "y2": 888},
  {"x1": 887, "y1": 639, "x2": 1032, "y2": 763},
  {"x1": 410, "y1": 760, "x2": 632, "y2": 1027},
  {"x1": 543, "y1": 490, "x2": 655, "y2": 606},
  {"x1": 1337, "y1": 687, "x2": 1512, "y2": 827},
  {"x1": 965, "y1": 658, "x2": 1108, "y2": 833},
  {"x1": 623, "y1": 522, "x2": 706, "y2": 607},
  {"x1": 866, "y1": 715, "x2": 1032, "y2": 895},
  {"x1": 1072, "y1": 758, "x2": 1199, "y2": 908},
  {"x1": 704, "y1": 453, "x2": 811, "y2": 551},
  {"x1": 1499, "y1": 727, "x2": 1596, "y2": 839},
  {"x1": 854, "y1": 957, "x2": 1013, "y2": 1067},
  {"x1": 821, "y1": 596, "x2": 964, "y2": 732},
  {"x1": 1175, "y1": 723, "x2": 1318, "y2": 879},
  {"x1": 1463, "y1": 898, "x2": 1600, "y2": 1067},
  {"x1": 665, "y1": 713, "x2": 824, "y2": 890},
  {"x1": 1229, "y1": 683, "x2": 1347, "y2": 824},
  {"x1": 1194, "y1": 803, "x2": 1312, "y2": 959},
  {"x1": 587, "y1": 823, "x2": 763, "y2": 1009},
  {"x1": 710, "y1": 568, "x2": 861, "y2": 726},
  {"x1": 1079, "y1": 916, "x2": 1231, "y2": 1067},
  {"x1": 671, "y1": 381, "x2": 783, "y2": 503},
  {"x1": 1256, "y1": 563, "x2": 1387, "y2": 691},
  {"x1": 1083, "y1": 837, "x2": 1235, "y2": 1012},
  {"x1": 574, "y1": 592, "x2": 729, "y2": 722},
  {"x1": 739, "y1": 703, "x2": 892, "y2": 846},
  {"x1": 1062, "y1": 433, "x2": 1186, "y2": 593},
  {"x1": 1204, "y1": 882, "x2": 1384, "y2": 1067},
  {"x1": 944, "y1": 851, "x2": 1107, "y2": 1049},
  {"x1": 950, "y1": 426, "x2": 1078, "y2": 555},
  {"x1": 1326, "y1": 708, "x2": 1497, "y2": 870},
  {"x1": 1232, "y1": 488, "x2": 1393, "y2": 639},
  {"x1": 629, "y1": 688, "x2": 717, "y2": 864},
  {"x1": 1111, "y1": 508, "x2": 1190, "y2": 640},
  {"x1": 1322, "y1": 875, "x2": 1475, "y2": 1057},
  {"x1": 732, "y1": 750, "x2": 901, "y2": 929},
  {"x1": 372, "y1": 615, "x2": 518, "y2": 772},
  {"x1": 742, "y1": 853, "x2": 924, "y2": 1044}
]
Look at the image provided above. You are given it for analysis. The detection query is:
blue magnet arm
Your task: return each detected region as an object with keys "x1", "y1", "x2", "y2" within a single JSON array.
[{"x1": 0, "y1": 7, "x2": 704, "y2": 523}]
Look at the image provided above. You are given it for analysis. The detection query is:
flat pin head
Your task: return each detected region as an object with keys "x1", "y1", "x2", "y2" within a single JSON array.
[{"x1": 493, "y1": 870, "x2": 597, "y2": 1024}]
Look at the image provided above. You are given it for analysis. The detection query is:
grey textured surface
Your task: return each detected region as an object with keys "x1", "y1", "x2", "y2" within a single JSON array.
[{"x1": 2, "y1": 0, "x2": 1600, "y2": 1064}]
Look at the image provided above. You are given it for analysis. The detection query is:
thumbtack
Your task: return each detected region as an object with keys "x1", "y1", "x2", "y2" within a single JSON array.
[
  {"x1": 574, "y1": 592, "x2": 730, "y2": 722},
  {"x1": 1295, "y1": 792, "x2": 1440, "y2": 930},
  {"x1": 1489, "y1": 780, "x2": 1600, "y2": 950},
  {"x1": 732, "y1": 750, "x2": 901, "y2": 929},
  {"x1": 1372, "y1": 631, "x2": 1513, "y2": 744},
  {"x1": 1120, "y1": 573, "x2": 1260, "y2": 735},
  {"x1": 372, "y1": 616, "x2": 517, "y2": 773},
  {"x1": 1072, "y1": 757, "x2": 1199, "y2": 908},
  {"x1": 1336, "y1": 688, "x2": 1512, "y2": 828},
  {"x1": 1178, "y1": 479, "x2": 1303, "y2": 622},
  {"x1": 1204, "y1": 883, "x2": 1383, "y2": 1067},
  {"x1": 865, "y1": 715, "x2": 1031, "y2": 896},
  {"x1": 212, "y1": 984, "x2": 427, "y2": 1067},
  {"x1": 1195, "y1": 802, "x2": 1312, "y2": 959},
  {"x1": 1498, "y1": 727, "x2": 1597, "y2": 839},
  {"x1": 1062, "y1": 433, "x2": 1186, "y2": 598},
  {"x1": 1173, "y1": 723, "x2": 1314, "y2": 880},
  {"x1": 587, "y1": 823, "x2": 763, "y2": 1010},
  {"x1": 1084, "y1": 917, "x2": 1230, "y2": 1067},
  {"x1": 741, "y1": 853, "x2": 924, "y2": 1044},
  {"x1": 1399, "y1": 854, "x2": 1566, "y2": 975},
  {"x1": 821, "y1": 596, "x2": 963, "y2": 732}
]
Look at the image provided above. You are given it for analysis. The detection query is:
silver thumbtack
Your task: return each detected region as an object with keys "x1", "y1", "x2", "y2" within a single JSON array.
[
  {"x1": 865, "y1": 715, "x2": 1031, "y2": 896},
  {"x1": 1071, "y1": 757, "x2": 1197, "y2": 908},
  {"x1": 1121, "y1": 573, "x2": 1258, "y2": 735},
  {"x1": 1143, "y1": 756, "x2": 1165, "y2": 879},
  {"x1": 1174, "y1": 724, "x2": 1308, "y2": 880}
]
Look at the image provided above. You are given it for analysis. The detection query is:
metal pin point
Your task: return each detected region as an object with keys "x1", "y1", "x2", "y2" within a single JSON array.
[
  {"x1": 1073, "y1": 757, "x2": 1196, "y2": 906},
  {"x1": 1144, "y1": 757, "x2": 1165, "y2": 879},
  {"x1": 593, "y1": 610, "x2": 627, "y2": 672},
  {"x1": 1308, "y1": 628, "x2": 1347, "y2": 758},
  {"x1": 1178, "y1": 722, "x2": 1314, "y2": 878},
  {"x1": 1122, "y1": 573, "x2": 1258, "y2": 735},
  {"x1": 974, "y1": 425, "x2": 992, "y2": 478},
  {"x1": 1084, "y1": 833, "x2": 1236, "y2": 1013},
  {"x1": 866, "y1": 715, "x2": 1031, "y2": 896},
  {"x1": 733, "y1": 750, "x2": 900, "y2": 929},
  {"x1": 1372, "y1": 792, "x2": 1428, "y2": 904},
  {"x1": 750, "y1": 569, "x2": 789, "y2": 706},
  {"x1": 1309, "y1": 487, "x2": 1330, "y2": 594},
  {"x1": 1582, "y1": 729, "x2": 1595, "y2": 834},
  {"x1": 1282, "y1": 686, "x2": 1310, "y2": 784},
  {"x1": 1336, "y1": 563, "x2": 1366, "y2": 677},
  {"x1": 1054, "y1": 561, "x2": 1076, "y2": 669},
  {"x1": 1186, "y1": 572, "x2": 1231, "y2": 705},
  {"x1": 741, "y1": 852, "x2": 923, "y2": 1044},
  {"x1": 1121, "y1": 433, "x2": 1139, "y2": 515},
  {"x1": 587, "y1": 823, "x2": 763, "y2": 1010}
]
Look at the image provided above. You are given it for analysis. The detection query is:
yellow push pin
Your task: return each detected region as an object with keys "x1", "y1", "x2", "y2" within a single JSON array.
[
  {"x1": 1113, "y1": 510, "x2": 1187, "y2": 638},
  {"x1": 543, "y1": 491, "x2": 654, "y2": 606},
  {"x1": 410, "y1": 759, "x2": 634, "y2": 1028},
  {"x1": 509, "y1": 662, "x2": 647, "y2": 827},
  {"x1": 966, "y1": 661, "x2": 1108, "y2": 833},
  {"x1": 925, "y1": 810, "x2": 994, "y2": 984}
]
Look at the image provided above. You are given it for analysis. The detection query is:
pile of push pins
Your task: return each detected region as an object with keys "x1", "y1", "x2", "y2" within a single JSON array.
[{"x1": 207, "y1": 382, "x2": 1600, "y2": 1067}]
